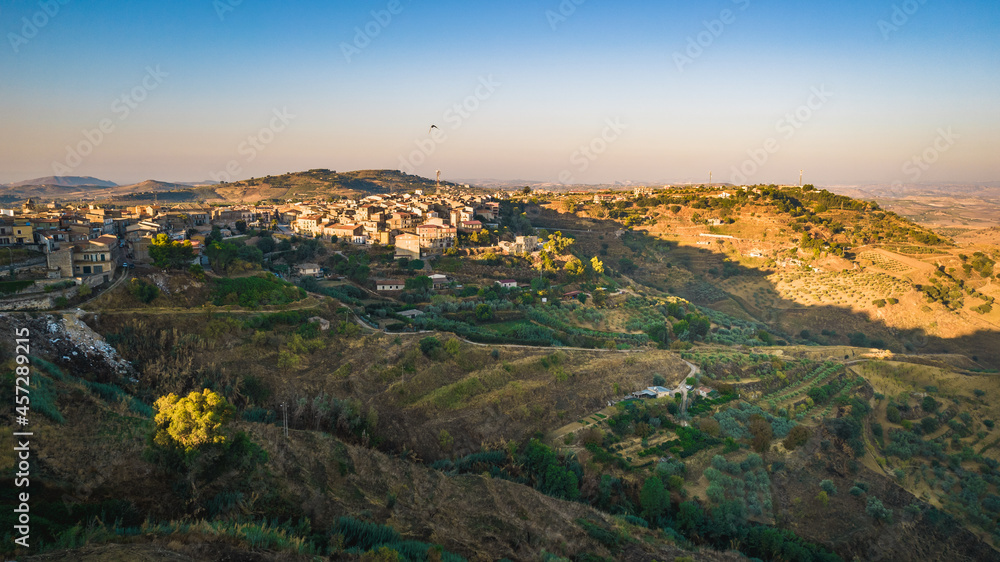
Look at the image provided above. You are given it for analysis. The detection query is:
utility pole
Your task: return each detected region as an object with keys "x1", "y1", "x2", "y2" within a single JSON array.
[{"x1": 280, "y1": 402, "x2": 288, "y2": 438}]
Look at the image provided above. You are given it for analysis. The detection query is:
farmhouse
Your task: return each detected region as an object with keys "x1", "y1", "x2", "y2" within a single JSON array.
[
  {"x1": 296, "y1": 263, "x2": 322, "y2": 277},
  {"x1": 376, "y1": 279, "x2": 405, "y2": 291}
]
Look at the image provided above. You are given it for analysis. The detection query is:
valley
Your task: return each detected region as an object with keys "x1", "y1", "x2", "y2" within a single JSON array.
[{"x1": 1, "y1": 178, "x2": 999, "y2": 561}]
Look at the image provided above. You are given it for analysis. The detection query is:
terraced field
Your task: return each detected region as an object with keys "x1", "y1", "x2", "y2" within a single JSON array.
[
  {"x1": 768, "y1": 270, "x2": 911, "y2": 308},
  {"x1": 859, "y1": 251, "x2": 912, "y2": 273},
  {"x1": 764, "y1": 362, "x2": 841, "y2": 409}
]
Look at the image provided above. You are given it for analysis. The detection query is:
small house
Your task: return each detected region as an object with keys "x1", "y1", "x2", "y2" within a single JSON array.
[
  {"x1": 296, "y1": 263, "x2": 322, "y2": 277},
  {"x1": 648, "y1": 386, "x2": 672, "y2": 398},
  {"x1": 376, "y1": 279, "x2": 405, "y2": 292},
  {"x1": 496, "y1": 279, "x2": 518, "y2": 289}
]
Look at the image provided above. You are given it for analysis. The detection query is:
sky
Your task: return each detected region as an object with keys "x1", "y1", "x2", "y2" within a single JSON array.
[{"x1": 0, "y1": 0, "x2": 998, "y2": 187}]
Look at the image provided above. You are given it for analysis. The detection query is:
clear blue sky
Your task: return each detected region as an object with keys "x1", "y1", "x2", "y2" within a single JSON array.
[{"x1": 1, "y1": 0, "x2": 998, "y2": 186}]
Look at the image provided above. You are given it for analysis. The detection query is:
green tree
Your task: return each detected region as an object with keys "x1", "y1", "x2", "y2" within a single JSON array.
[
  {"x1": 866, "y1": 496, "x2": 892, "y2": 522},
  {"x1": 640, "y1": 476, "x2": 670, "y2": 525},
  {"x1": 128, "y1": 278, "x2": 160, "y2": 303},
  {"x1": 886, "y1": 405, "x2": 902, "y2": 424},
  {"x1": 921, "y1": 396, "x2": 939, "y2": 413},
  {"x1": 206, "y1": 241, "x2": 238, "y2": 271},
  {"x1": 474, "y1": 303, "x2": 494, "y2": 321},
  {"x1": 256, "y1": 236, "x2": 276, "y2": 254},
  {"x1": 419, "y1": 336, "x2": 442, "y2": 356},
  {"x1": 405, "y1": 276, "x2": 432, "y2": 291},
  {"x1": 149, "y1": 233, "x2": 195, "y2": 269}
]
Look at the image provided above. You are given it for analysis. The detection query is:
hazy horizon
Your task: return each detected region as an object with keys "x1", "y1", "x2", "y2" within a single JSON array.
[{"x1": 2, "y1": 1, "x2": 998, "y2": 186}]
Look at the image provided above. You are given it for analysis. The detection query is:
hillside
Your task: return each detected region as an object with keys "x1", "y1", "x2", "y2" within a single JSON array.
[
  {"x1": 0, "y1": 169, "x2": 451, "y2": 205},
  {"x1": 212, "y1": 169, "x2": 452, "y2": 202},
  {"x1": 8, "y1": 176, "x2": 118, "y2": 188},
  {"x1": 0, "y1": 178, "x2": 207, "y2": 204},
  {"x1": 3, "y1": 184, "x2": 1000, "y2": 561},
  {"x1": 533, "y1": 185, "x2": 999, "y2": 367}
]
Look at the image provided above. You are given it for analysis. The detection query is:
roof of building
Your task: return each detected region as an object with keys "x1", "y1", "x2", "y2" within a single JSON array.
[{"x1": 91, "y1": 235, "x2": 118, "y2": 246}]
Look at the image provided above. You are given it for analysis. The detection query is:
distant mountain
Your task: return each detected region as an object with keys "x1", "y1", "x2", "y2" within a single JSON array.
[
  {"x1": 171, "y1": 180, "x2": 220, "y2": 187},
  {"x1": 453, "y1": 178, "x2": 542, "y2": 188},
  {"x1": 9, "y1": 176, "x2": 117, "y2": 188}
]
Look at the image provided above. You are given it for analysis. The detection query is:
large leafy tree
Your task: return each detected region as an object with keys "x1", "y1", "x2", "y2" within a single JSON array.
[
  {"x1": 149, "y1": 233, "x2": 195, "y2": 269},
  {"x1": 153, "y1": 389, "x2": 236, "y2": 453},
  {"x1": 639, "y1": 476, "x2": 670, "y2": 525}
]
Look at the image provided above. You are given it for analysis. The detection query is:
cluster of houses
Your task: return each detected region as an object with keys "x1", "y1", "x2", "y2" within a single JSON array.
[
  {"x1": 285, "y1": 190, "x2": 502, "y2": 260},
  {"x1": 0, "y1": 188, "x2": 517, "y2": 287}
]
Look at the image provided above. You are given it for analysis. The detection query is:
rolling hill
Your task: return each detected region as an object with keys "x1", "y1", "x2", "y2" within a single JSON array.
[
  {"x1": 8, "y1": 175, "x2": 118, "y2": 188},
  {"x1": 211, "y1": 169, "x2": 453, "y2": 202}
]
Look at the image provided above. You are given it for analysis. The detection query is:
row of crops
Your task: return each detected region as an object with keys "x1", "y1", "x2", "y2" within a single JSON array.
[
  {"x1": 766, "y1": 362, "x2": 840, "y2": 408},
  {"x1": 808, "y1": 377, "x2": 861, "y2": 421}
]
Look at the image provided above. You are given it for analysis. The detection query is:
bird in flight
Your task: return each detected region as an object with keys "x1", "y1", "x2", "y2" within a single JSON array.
[{"x1": 428, "y1": 125, "x2": 438, "y2": 133}]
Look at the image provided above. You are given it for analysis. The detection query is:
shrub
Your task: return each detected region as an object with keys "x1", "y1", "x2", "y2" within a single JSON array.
[
  {"x1": 213, "y1": 276, "x2": 304, "y2": 308},
  {"x1": 820, "y1": 480, "x2": 837, "y2": 495},
  {"x1": 921, "y1": 396, "x2": 939, "y2": 413},
  {"x1": 419, "y1": 337, "x2": 442, "y2": 357},
  {"x1": 783, "y1": 425, "x2": 810, "y2": 450},
  {"x1": 887, "y1": 405, "x2": 902, "y2": 424},
  {"x1": 866, "y1": 496, "x2": 892, "y2": 522},
  {"x1": 128, "y1": 279, "x2": 160, "y2": 304}
]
